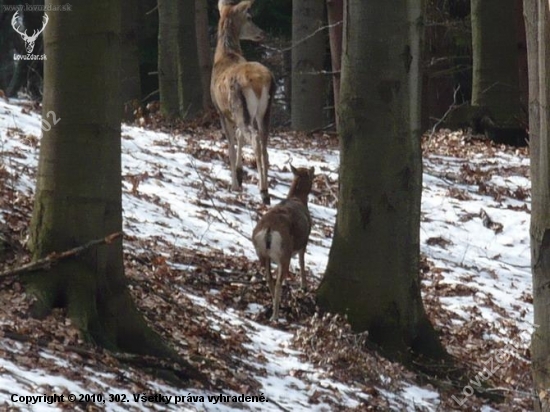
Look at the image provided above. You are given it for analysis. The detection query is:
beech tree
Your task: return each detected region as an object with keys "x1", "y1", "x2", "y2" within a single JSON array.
[
  {"x1": 326, "y1": 0, "x2": 342, "y2": 128},
  {"x1": 291, "y1": 0, "x2": 326, "y2": 131},
  {"x1": 158, "y1": 0, "x2": 203, "y2": 118},
  {"x1": 196, "y1": 0, "x2": 212, "y2": 110},
  {"x1": 471, "y1": 0, "x2": 526, "y2": 145},
  {"x1": 317, "y1": 0, "x2": 445, "y2": 362},
  {"x1": 121, "y1": 0, "x2": 142, "y2": 121},
  {"x1": 29, "y1": 0, "x2": 180, "y2": 360},
  {"x1": 524, "y1": 1, "x2": 550, "y2": 410}
]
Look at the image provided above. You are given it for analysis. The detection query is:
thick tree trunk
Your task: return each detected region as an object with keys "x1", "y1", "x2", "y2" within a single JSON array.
[
  {"x1": 157, "y1": 0, "x2": 180, "y2": 118},
  {"x1": 28, "y1": 0, "x2": 174, "y2": 358},
  {"x1": 291, "y1": 0, "x2": 326, "y2": 131},
  {"x1": 471, "y1": 0, "x2": 526, "y2": 145},
  {"x1": 326, "y1": 0, "x2": 342, "y2": 129},
  {"x1": 196, "y1": 0, "x2": 212, "y2": 110},
  {"x1": 177, "y1": 0, "x2": 203, "y2": 118},
  {"x1": 121, "y1": 0, "x2": 142, "y2": 121},
  {"x1": 317, "y1": 0, "x2": 445, "y2": 362},
  {"x1": 524, "y1": 1, "x2": 550, "y2": 410}
]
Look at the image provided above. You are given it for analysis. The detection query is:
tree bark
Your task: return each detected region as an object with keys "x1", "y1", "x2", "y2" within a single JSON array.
[
  {"x1": 29, "y1": 0, "x2": 174, "y2": 359},
  {"x1": 317, "y1": 0, "x2": 445, "y2": 362},
  {"x1": 177, "y1": 0, "x2": 203, "y2": 118},
  {"x1": 121, "y1": 0, "x2": 142, "y2": 121},
  {"x1": 524, "y1": 1, "x2": 550, "y2": 410},
  {"x1": 291, "y1": 0, "x2": 327, "y2": 131},
  {"x1": 196, "y1": 0, "x2": 212, "y2": 110},
  {"x1": 326, "y1": 0, "x2": 343, "y2": 129},
  {"x1": 157, "y1": 0, "x2": 180, "y2": 118},
  {"x1": 471, "y1": 0, "x2": 525, "y2": 145}
]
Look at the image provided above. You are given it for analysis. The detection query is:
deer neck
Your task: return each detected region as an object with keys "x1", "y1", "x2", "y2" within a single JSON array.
[
  {"x1": 214, "y1": 18, "x2": 243, "y2": 64},
  {"x1": 287, "y1": 185, "x2": 309, "y2": 206}
]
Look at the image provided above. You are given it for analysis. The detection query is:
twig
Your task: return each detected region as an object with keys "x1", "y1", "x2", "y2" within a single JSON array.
[
  {"x1": 189, "y1": 159, "x2": 250, "y2": 241},
  {"x1": 145, "y1": 4, "x2": 158, "y2": 15},
  {"x1": 263, "y1": 21, "x2": 343, "y2": 54},
  {"x1": 0, "y1": 232, "x2": 122, "y2": 278},
  {"x1": 429, "y1": 84, "x2": 462, "y2": 144}
]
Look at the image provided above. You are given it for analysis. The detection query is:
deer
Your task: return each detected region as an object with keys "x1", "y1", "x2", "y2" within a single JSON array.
[
  {"x1": 211, "y1": 0, "x2": 276, "y2": 205},
  {"x1": 11, "y1": 11, "x2": 49, "y2": 54},
  {"x1": 252, "y1": 166, "x2": 315, "y2": 321}
]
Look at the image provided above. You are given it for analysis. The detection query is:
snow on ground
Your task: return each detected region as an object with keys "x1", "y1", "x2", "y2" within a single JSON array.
[{"x1": 0, "y1": 99, "x2": 533, "y2": 411}]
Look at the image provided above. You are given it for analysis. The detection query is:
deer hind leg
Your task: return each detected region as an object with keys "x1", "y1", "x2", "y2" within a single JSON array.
[
  {"x1": 263, "y1": 257, "x2": 274, "y2": 296},
  {"x1": 271, "y1": 258, "x2": 289, "y2": 321},
  {"x1": 235, "y1": 128, "x2": 245, "y2": 187},
  {"x1": 220, "y1": 116, "x2": 240, "y2": 191},
  {"x1": 298, "y1": 249, "x2": 306, "y2": 290},
  {"x1": 258, "y1": 126, "x2": 270, "y2": 205}
]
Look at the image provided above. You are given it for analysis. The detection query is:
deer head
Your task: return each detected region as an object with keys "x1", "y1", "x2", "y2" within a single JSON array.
[
  {"x1": 11, "y1": 12, "x2": 49, "y2": 54},
  {"x1": 218, "y1": 0, "x2": 265, "y2": 42}
]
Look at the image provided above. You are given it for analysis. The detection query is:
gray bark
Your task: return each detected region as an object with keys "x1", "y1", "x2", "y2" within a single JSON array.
[
  {"x1": 524, "y1": 1, "x2": 550, "y2": 410},
  {"x1": 291, "y1": 0, "x2": 326, "y2": 131},
  {"x1": 317, "y1": 0, "x2": 445, "y2": 362}
]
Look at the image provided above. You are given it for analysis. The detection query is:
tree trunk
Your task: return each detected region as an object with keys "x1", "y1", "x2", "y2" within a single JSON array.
[
  {"x1": 28, "y1": 0, "x2": 174, "y2": 359},
  {"x1": 471, "y1": 0, "x2": 526, "y2": 145},
  {"x1": 326, "y1": 0, "x2": 343, "y2": 129},
  {"x1": 524, "y1": 1, "x2": 550, "y2": 410},
  {"x1": 177, "y1": 0, "x2": 203, "y2": 118},
  {"x1": 196, "y1": 0, "x2": 212, "y2": 110},
  {"x1": 157, "y1": 0, "x2": 180, "y2": 118},
  {"x1": 121, "y1": 0, "x2": 142, "y2": 121},
  {"x1": 317, "y1": 0, "x2": 445, "y2": 362},
  {"x1": 291, "y1": 0, "x2": 326, "y2": 131}
]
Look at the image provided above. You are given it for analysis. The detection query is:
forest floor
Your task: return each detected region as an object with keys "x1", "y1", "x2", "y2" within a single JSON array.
[{"x1": 0, "y1": 98, "x2": 533, "y2": 411}]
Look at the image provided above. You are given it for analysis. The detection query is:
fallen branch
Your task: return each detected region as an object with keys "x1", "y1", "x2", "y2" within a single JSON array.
[{"x1": 0, "y1": 232, "x2": 122, "y2": 278}]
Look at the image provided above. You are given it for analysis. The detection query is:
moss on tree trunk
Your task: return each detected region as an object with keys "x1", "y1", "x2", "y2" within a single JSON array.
[
  {"x1": 524, "y1": 1, "x2": 550, "y2": 410},
  {"x1": 28, "y1": 0, "x2": 175, "y2": 360},
  {"x1": 471, "y1": 0, "x2": 527, "y2": 146},
  {"x1": 317, "y1": 0, "x2": 446, "y2": 364}
]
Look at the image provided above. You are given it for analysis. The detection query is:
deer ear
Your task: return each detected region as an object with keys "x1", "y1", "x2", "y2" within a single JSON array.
[
  {"x1": 235, "y1": 0, "x2": 253, "y2": 13},
  {"x1": 290, "y1": 165, "x2": 298, "y2": 175}
]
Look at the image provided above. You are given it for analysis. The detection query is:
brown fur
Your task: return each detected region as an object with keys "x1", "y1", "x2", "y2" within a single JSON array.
[
  {"x1": 211, "y1": 0, "x2": 275, "y2": 205},
  {"x1": 252, "y1": 166, "x2": 315, "y2": 320}
]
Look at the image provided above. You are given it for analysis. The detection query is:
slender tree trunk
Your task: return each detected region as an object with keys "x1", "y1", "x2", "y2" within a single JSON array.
[
  {"x1": 326, "y1": 0, "x2": 342, "y2": 129},
  {"x1": 317, "y1": 0, "x2": 445, "y2": 362},
  {"x1": 196, "y1": 0, "x2": 212, "y2": 110},
  {"x1": 121, "y1": 0, "x2": 142, "y2": 121},
  {"x1": 177, "y1": 0, "x2": 203, "y2": 118},
  {"x1": 29, "y1": 0, "x2": 174, "y2": 358},
  {"x1": 524, "y1": 1, "x2": 550, "y2": 410},
  {"x1": 158, "y1": 0, "x2": 180, "y2": 118},
  {"x1": 471, "y1": 0, "x2": 525, "y2": 144},
  {"x1": 291, "y1": 0, "x2": 326, "y2": 131}
]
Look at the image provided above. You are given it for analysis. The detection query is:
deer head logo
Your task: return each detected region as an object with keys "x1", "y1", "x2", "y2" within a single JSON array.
[{"x1": 11, "y1": 12, "x2": 49, "y2": 54}]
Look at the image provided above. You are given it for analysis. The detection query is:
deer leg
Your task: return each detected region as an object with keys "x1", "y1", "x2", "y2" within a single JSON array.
[
  {"x1": 235, "y1": 129, "x2": 244, "y2": 187},
  {"x1": 258, "y1": 127, "x2": 270, "y2": 205},
  {"x1": 299, "y1": 249, "x2": 306, "y2": 290},
  {"x1": 264, "y1": 258, "x2": 274, "y2": 296},
  {"x1": 271, "y1": 259, "x2": 289, "y2": 321},
  {"x1": 221, "y1": 118, "x2": 240, "y2": 191}
]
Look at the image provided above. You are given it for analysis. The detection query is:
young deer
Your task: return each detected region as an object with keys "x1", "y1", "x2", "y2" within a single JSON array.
[
  {"x1": 211, "y1": 0, "x2": 276, "y2": 205},
  {"x1": 252, "y1": 166, "x2": 315, "y2": 320}
]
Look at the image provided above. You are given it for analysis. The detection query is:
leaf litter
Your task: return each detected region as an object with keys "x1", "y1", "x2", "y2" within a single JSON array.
[{"x1": 0, "y1": 101, "x2": 533, "y2": 411}]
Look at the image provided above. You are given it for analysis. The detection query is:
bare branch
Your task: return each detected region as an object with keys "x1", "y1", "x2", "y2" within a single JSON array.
[{"x1": 0, "y1": 232, "x2": 122, "y2": 278}]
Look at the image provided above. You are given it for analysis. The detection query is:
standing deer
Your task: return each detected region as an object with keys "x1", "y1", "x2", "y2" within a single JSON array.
[
  {"x1": 211, "y1": 0, "x2": 276, "y2": 205},
  {"x1": 252, "y1": 166, "x2": 315, "y2": 320}
]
